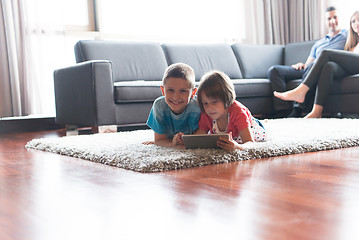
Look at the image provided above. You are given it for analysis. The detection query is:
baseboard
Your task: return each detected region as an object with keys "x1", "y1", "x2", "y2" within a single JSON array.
[
  {"x1": 0, "y1": 116, "x2": 64, "y2": 134},
  {"x1": 0, "y1": 116, "x2": 151, "y2": 134},
  {"x1": 3, "y1": 113, "x2": 356, "y2": 135}
]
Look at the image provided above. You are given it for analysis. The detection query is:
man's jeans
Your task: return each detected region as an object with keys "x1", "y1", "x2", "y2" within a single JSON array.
[{"x1": 267, "y1": 63, "x2": 314, "y2": 111}]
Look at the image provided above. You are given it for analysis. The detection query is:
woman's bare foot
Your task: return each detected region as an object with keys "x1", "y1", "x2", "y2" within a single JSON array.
[
  {"x1": 304, "y1": 111, "x2": 322, "y2": 118},
  {"x1": 304, "y1": 105, "x2": 323, "y2": 118},
  {"x1": 273, "y1": 85, "x2": 309, "y2": 103}
]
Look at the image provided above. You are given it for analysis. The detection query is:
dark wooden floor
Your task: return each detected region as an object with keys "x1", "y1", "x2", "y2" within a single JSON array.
[{"x1": 1, "y1": 129, "x2": 359, "y2": 240}]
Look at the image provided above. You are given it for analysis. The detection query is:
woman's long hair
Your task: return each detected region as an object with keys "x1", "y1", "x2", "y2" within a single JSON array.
[{"x1": 344, "y1": 11, "x2": 359, "y2": 51}]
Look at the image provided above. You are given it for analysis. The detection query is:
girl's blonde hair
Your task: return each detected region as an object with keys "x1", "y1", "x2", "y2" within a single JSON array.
[
  {"x1": 197, "y1": 71, "x2": 236, "y2": 111},
  {"x1": 344, "y1": 11, "x2": 359, "y2": 51}
]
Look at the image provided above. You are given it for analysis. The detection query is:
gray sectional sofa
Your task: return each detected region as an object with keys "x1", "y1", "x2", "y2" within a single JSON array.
[{"x1": 54, "y1": 40, "x2": 359, "y2": 130}]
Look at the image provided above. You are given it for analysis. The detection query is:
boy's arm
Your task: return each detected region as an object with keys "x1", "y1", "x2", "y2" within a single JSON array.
[
  {"x1": 193, "y1": 128, "x2": 206, "y2": 134},
  {"x1": 154, "y1": 132, "x2": 172, "y2": 147},
  {"x1": 153, "y1": 132, "x2": 184, "y2": 148}
]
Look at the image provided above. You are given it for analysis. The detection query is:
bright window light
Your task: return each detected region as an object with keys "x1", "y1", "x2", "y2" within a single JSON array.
[
  {"x1": 99, "y1": 0, "x2": 245, "y2": 43},
  {"x1": 329, "y1": 0, "x2": 359, "y2": 30}
]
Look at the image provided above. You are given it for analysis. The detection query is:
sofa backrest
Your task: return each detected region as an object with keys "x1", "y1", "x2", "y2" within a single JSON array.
[
  {"x1": 231, "y1": 43, "x2": 284, "y2": 79},
  {"x1": 162, "y1": 43, "x2": 243, "y2": 81},
  {"x1": 74, "y1": 40, "x2": 168, "y2": 82},
  {"x1": 73, "y1": 39, "x2": 316, "y2": 83},
  {"x1": 284, "y1": 40, "x2": 316, "y2": 65}
]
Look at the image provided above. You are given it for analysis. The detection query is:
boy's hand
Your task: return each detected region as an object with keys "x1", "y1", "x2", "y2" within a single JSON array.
[
  {"x1": 217, "y1": 132, "x2": 242, "y2": 151},
  {"x1": 172, "y1": 132, "x2": 184, "y2": 146}
]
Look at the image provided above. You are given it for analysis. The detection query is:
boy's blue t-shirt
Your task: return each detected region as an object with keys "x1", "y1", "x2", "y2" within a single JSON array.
[{"x1": 146, "y1": 96, "x2": 201, "y2": 139}]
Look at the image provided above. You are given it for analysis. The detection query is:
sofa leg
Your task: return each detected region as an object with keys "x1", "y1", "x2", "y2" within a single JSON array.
[
  {"x1": 65, "y1": 125, "x2": 117, "y2": 135},
  {"x1": 98, "y1": 125, "x2": 118, "y2": 133},
  {"x1": 91, "y1": 126, "x2": 99, "y2": 134},
  {"x1": 66, "y1": 124, "x2": 79, "y2": 136},
  {"x1": 90, "y1": 125, "x2": 118, "y2": 134}
]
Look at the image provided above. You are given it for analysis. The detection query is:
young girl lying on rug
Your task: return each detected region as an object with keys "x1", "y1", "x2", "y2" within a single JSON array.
[{"x1": 195, "y1": 71, "x2": 267, "y2": 151}]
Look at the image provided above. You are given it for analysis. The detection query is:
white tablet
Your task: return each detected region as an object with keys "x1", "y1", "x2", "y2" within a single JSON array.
[{"x1": 182, "y1": 134, "x2": 229, "y2": 149}]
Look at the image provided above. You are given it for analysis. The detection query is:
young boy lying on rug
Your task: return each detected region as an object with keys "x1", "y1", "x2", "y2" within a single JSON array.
[
  {"x1": 143, "y1": 63, "x2": 201, "y2": 147},
  {"x1": 195, "y1": 71, "x2": 267, "y2": 151}
]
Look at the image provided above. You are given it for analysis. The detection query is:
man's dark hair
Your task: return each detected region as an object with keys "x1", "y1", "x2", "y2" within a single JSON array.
[{"x1": 326, "y1": 6, "x2": 336, "y2": 12}]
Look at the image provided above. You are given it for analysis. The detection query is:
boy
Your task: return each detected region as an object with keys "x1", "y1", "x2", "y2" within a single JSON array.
[{"x1": 146, "y1": 63, "x2": 201, "y2": 147}]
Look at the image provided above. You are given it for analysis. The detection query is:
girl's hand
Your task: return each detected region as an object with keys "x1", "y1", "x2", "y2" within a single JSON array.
[
  {"x1": 172, "y1": 132, "x2": 184, "y2": 146},
  {"x1": 217, "y1": 132, "x2": 241, "y2": 151}
]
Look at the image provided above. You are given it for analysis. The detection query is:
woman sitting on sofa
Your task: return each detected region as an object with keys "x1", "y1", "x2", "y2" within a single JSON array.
[{"x1": 274, "y1": 10, "x2": 359, "y2": 118}]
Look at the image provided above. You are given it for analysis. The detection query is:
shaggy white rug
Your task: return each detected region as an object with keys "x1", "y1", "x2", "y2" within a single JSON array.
[{"x1": 25, "y1": 118, "x2": 359, "y2": 172}]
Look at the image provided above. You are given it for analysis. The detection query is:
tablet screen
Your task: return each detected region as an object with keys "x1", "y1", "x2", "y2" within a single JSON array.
[{"x1": 182, "y1": 134, "x2": 229, "y2": 149}]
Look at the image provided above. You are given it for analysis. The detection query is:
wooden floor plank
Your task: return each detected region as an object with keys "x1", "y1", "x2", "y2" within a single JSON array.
[{"x1": 1, "y1": 130, "x2": 359, "y2": 240}]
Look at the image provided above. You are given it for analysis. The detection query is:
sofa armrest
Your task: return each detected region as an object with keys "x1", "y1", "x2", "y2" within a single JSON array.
[{"x1": 54, "y1": 60, "x2": 116, "y2": 127}]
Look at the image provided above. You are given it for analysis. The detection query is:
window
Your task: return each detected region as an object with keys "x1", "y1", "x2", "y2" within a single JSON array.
[
  {"x1": 24, "y1": 0, "x2": 95, "y2": 116},
  {"x1": 98, "y1": 0, "x2": 244, "y2": 43},
  {"x1": 24, "y1": 0, "x2": 246, "y2": 116},
  {"x1": 328, "y1": 0, "x2": 359, "y2": 30}
]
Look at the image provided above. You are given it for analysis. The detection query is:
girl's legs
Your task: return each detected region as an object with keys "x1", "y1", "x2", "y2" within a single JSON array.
[
  {"x1": 304, "y1": 61, "x2": 347, "y2": 118},
  {"x1": 304, "y1": 104, "x2": 323, "y2": 118},
  {"x1": 303, "y1": 49, "x2": 359, "y2": 88}
]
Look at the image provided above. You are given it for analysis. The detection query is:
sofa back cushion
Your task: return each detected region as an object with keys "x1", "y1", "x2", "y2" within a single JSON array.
[
  {"x1": 231, "y1": 44, "x2": 284, "y2": 78},
  {"x1": 162, "y1": 43, "x2": 242, "y2": 81},
  {"x1": 284, "y1": 40, "x2": 316, "y2": 65},
  {"x1": 74, "y1": 40, "x2": 168, "y2": 82}
]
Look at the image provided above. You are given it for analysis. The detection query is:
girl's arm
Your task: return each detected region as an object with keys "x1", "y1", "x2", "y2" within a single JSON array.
[
  {"x1": 217, "y1": 128, "x2": 254, "y2": 151},
  {"x1": 237, "y1": 127, "x2": 255, "y2": 149}
]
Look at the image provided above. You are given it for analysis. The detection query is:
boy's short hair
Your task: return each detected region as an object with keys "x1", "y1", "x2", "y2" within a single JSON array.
[
  {"x1": 326, "y1": 6, "x2": 336, "y2": 12},
  {"x1": 197, "y1": 71, "x2": 236, "y2": 111},
  {"x1": 162, "y1": 63, "x2": 195, "y2": 89}
]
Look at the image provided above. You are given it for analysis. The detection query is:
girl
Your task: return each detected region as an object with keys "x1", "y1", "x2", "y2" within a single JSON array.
[
  {"x1": 274, "y1": 10, "x2": 359, "y2": 118},
  {"x1": 196, "y1": 70, "x2": 267, "y2": 151}
]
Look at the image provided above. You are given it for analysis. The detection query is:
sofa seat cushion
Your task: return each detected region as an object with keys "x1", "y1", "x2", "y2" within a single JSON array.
[
  {"x1": 331, "y1": 74, "x2": 359, "y2": 94},
  {"x1": 231, "y1": 79, "x2": 273, "y2": 98},
  {"x1": 162, "y1": 43, "x2": 242, "y2": 81},
  {"x1": 114, "y1": 81, "x2": 162, "y2": 103}
]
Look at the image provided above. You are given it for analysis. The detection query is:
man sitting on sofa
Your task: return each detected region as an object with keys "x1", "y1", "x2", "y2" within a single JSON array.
[{"x1": 267, "y1": 6, "x2": 348, "y2": 118}]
